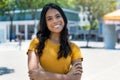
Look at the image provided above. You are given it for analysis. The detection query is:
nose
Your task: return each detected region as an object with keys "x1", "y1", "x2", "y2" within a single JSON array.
[{"x1": 53, "y1": 18, "x2": 58, "y2": 23}]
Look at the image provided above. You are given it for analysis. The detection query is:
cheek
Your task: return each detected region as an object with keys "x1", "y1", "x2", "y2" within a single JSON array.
[
  {"x1": 46, "y1": 22, "x2": 50, "y2": 27},
  {"x1": 61, "y1": 18, "x2": 65, "y2": 25},
  {"x1": 62, "y1": 20, "x2": 65, "y2": 27},
  {"x1": 46, "y1": 22, "x2": 52, "y2": 30}
]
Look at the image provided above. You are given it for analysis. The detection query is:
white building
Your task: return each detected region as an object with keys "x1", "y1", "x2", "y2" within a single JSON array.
[{"x1": 0, "y1": 8, "x2": 81, "y2": 42}]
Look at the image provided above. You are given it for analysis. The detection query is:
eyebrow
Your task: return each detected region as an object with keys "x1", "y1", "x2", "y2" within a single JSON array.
[{"x1": 46, "y1": 13, "x2": 61, "y2": 19}]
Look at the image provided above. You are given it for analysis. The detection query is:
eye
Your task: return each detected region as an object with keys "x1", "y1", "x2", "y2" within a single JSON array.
[
  {"x1": 56, "y1": 15, "x2": 61, "y2": 19},
  {"x1": 47, "y1": 17, "x2": 52, "y2": 21}
]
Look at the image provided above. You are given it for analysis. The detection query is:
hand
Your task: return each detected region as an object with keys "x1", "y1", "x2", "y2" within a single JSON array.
[
  {"x1": 29, "y1": 69, "x2": 40, "y2": 80},
  {"x1": 28, "y1": 68, "x2": 48, "y2": 80},
  {"x1": 66, "y1": 61, "x2": 83, "y2": 80},
  {"x1": 28, "y1": 56, "x2": 45, "y2": 80}
]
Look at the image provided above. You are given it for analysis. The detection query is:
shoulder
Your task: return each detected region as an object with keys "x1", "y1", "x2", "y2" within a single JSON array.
[
  {"x1": 30, "y1": 37, "x2": 40, "y2": 45},
  {"x1": 69, "y1": 41, "x2": 80, "y2": 49},
  {"x1": 32, "y1": 37, "x2": 39, "y2": 41},
  {"x1": 27, "y1": 38, "x2": 40, "y2": 54},
  {"x1": 69, "y1": 41, "x2": 81, "y2": 53},
  {"x1": 69, "y1": 41, "x2": 83, "y2": 61}
]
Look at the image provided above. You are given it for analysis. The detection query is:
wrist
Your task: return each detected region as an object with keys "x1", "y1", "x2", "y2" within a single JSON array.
[{"x1": 62, "y1": 74, "x2": 69, "y2": 80}]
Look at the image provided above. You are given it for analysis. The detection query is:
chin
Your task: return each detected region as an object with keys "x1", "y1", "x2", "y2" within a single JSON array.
[
  {"x1": 53, "y1": 29, "x2": 62, "y2": 33},
  {"x1": 53, "y1": 30, "x2": 62, "y2": 33}
]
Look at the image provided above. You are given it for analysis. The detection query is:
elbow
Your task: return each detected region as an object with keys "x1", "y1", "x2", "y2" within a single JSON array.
[
  {"x1": 28, "y1": 63, "x2": 39, "y2": 73},
  {"x1": 28, "y1": 67, "x2": 39, "y2": 72},
  {"x1": 28, "y1": 68, "x2": 40, "y2": 77},
  {"x1": 28, "y1": 62, "x2": 39, "y2": 72}
]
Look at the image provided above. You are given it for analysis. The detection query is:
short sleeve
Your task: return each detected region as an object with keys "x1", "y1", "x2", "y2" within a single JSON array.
[
  {"x1": 27, "y1": 38, "x2": 39, "y2": 53},
  {"x1": 70, "y1": 42, "x2": 83, "y2": 61}
]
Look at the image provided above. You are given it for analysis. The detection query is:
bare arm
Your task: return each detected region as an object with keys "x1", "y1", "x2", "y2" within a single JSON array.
[
  {"x1": 42, "y1": 59, "x2": 83, "y2": 80},
  {"x1": 28, "y1": 51, "x2": 39, "y2": 71},
  {"x1": 28, "y1": 51, "x2": 82, "y2": 80},
  {"x1": 28, "y1": 51, "x2": 43, "y2": 80},
  {"x1": 28, "y1": 51, "x2": 66, "y2": 80},
  {"x1": 66, "y1": 59, "x2": 83, "y2": 80}
]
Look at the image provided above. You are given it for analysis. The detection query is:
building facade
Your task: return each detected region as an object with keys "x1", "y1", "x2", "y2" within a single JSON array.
[{"x1": 0, "y1": 8, "x2": 81, "y2": 42}]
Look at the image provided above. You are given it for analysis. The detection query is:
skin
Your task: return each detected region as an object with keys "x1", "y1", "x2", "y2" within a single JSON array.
[
  {"x1": 28, "y1": 8, "x2": 83, "y2": 80},
  {"x1": 46, "y1": 8, "x2": 65, "y2": 42}
]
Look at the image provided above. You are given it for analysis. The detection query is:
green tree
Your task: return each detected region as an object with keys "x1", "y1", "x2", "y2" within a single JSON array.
[
  {"x1": 16, "y1": 0, "x2": 46, "y2": 34},
  {"x1": 0, "y1": 0, "x2": 7, "y2": 14},
  {"x1": 75, "y1": 0, "x2": 117, "y2": 47},
  {"x1": 0, "y1": 0, "x2": 8, "y2": 7},
  {"x1": 0, "y1": 0, "x2": 77, "y2": 41},
  {"x1": 16, "y1": 0, "x2": 77, "y2": 34},
  {"x1": 0, "y1": 0, "x2": 16, "y2": 41},
  {"x1": 16, "y1": 0, "x2": 77, "y2": 12},
  {"x1": 76, "y1": 0, "x2": 117, "y2": 19}
]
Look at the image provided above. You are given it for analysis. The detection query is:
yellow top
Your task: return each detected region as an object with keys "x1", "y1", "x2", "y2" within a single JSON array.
[{"x1": 28, "y1": 38, "x2": 83, "y2": 74}]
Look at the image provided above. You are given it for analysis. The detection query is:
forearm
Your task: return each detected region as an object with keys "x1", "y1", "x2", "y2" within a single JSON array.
[
  {"x1": 30, "y1": 69, "x2": 68, "y2": 80},
  {"x1": 28, "y1": 51, "x2": 39, "y2": 71},
  {"x1": 66, "y1": 59, "x2": 83, "y2": 80},
  {"x1": 28, "y1": 51, "x2": 83, "y2": 80},
  {"x1": 36, "y1": 59, "x2": 83, "y2": 80},
  {"x1": 66, "y1": 73, "x2": 82, "y2": 80},
  {"x1": 30, "y1": 68, "x2": 82, "y2": 80}
]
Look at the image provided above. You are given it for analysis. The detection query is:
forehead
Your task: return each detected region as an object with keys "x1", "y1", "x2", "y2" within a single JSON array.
[{"x1": 46, "y1": 8, "x2": 61, "y2": 17}]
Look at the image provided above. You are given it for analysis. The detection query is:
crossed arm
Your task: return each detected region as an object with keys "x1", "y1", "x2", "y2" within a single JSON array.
[{"x1": 28, "y1": 51, "x2": 83, "y2": 80}]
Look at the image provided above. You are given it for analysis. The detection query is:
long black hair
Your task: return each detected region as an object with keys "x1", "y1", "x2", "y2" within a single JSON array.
[{"x1": 36, "y1": 3, "x2": 71, "y2": 59}]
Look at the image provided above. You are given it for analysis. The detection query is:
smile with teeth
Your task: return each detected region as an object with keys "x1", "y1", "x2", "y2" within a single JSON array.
[{"x1": 54, "y1": 24, "x2": 61, "y2": 28}]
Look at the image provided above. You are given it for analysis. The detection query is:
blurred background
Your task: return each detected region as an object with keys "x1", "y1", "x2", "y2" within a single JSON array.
[{"x1": 0, "y1": 0, "x2": 120, "y2": 80}]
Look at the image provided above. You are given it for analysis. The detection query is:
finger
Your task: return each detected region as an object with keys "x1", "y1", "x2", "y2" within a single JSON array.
[
  {"x1": 28, "y1": 72, "x2": 33, "y2": 79},
  {"x1": 29, "y1": 72, "x2": 33, "y2": 77},
  {"x1": 30, "y1": 78, "x2": 33, "y2": 80},
  {"x1": 75, "y1": 67, "x2": 83, "y2": 73},
  {"x1": 29, "y1": 73, "x2": 35, "y2": 79},
  {"x1": 73, "y1": 63, "x2": 82, "y2": 69},
  {"x1": 29, "y1": 76, "x2": 34, "y2": 80},
  {"x1": 30, "y1": 78, "x2": 34, "y2": 80},
  {"x1": 73, "y1": 62, "x2": 82, "y2": 67},
  {"x1": 73, "y1": 70, "x2": 83, "y2": 75},
  {"x1": 75, "y1": 65, "x2": 82, "y2": 69},
  {"x1": 72, "y1": 67, "x2": 83, "y2": 75},
  {"x1": 29, "y1": 71, "x2": 38, "y2": 80},
  {"x1": 28, "y1": 70, "x2": 33, "y2": 74}
]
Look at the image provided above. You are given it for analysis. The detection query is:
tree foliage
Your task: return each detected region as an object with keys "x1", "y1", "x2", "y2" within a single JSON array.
[
  {"x1": 76, "y1": 0, "x2": 117, "y2": 19},
  {"x1": 0, "y1": 0, "x2": 17, "y2": 41},
  {"x1": 0, "y1": 0, "x2": 16, "y2": 14},
  {"x1": 1, "y1": 0, "x2": 16, "y2": 11},
  {"x1": 0, "y1": 0, "x2": 6, "y2": 7},
  {"x1": 16, "y1": 0, "x2": 76, "y2": 10}
]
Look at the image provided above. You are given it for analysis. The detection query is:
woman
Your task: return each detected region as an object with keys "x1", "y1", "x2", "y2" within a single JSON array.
[{"x1": 27, "y1": 3, "x2": 83, "y2": 80}]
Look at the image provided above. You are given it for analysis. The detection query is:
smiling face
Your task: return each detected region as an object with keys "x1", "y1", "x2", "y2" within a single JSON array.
[{"x1": 45, "y1": 8, "x2": 65, "y2": 34}]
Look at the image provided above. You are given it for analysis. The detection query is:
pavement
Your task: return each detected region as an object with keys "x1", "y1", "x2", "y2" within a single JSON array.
[{"x1": 0, "y1": 40, "x2": 120, "y2": 80}]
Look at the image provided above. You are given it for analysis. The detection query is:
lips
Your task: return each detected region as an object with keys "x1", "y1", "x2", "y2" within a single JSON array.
[
  {"x1": 54, "y1": 25, "x2": 60, "y2": 28},
  {"x1": 54, "y1": 24, "x2": 61, "y2": 28}
]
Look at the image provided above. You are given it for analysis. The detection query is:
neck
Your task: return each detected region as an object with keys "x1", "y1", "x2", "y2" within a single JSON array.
[
  {"x1": 49, "y1": 33, "x2": 60, "y2": 43},
  {"x1": 50, "y1": 38, "x2": 60, "y2": 43}
]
